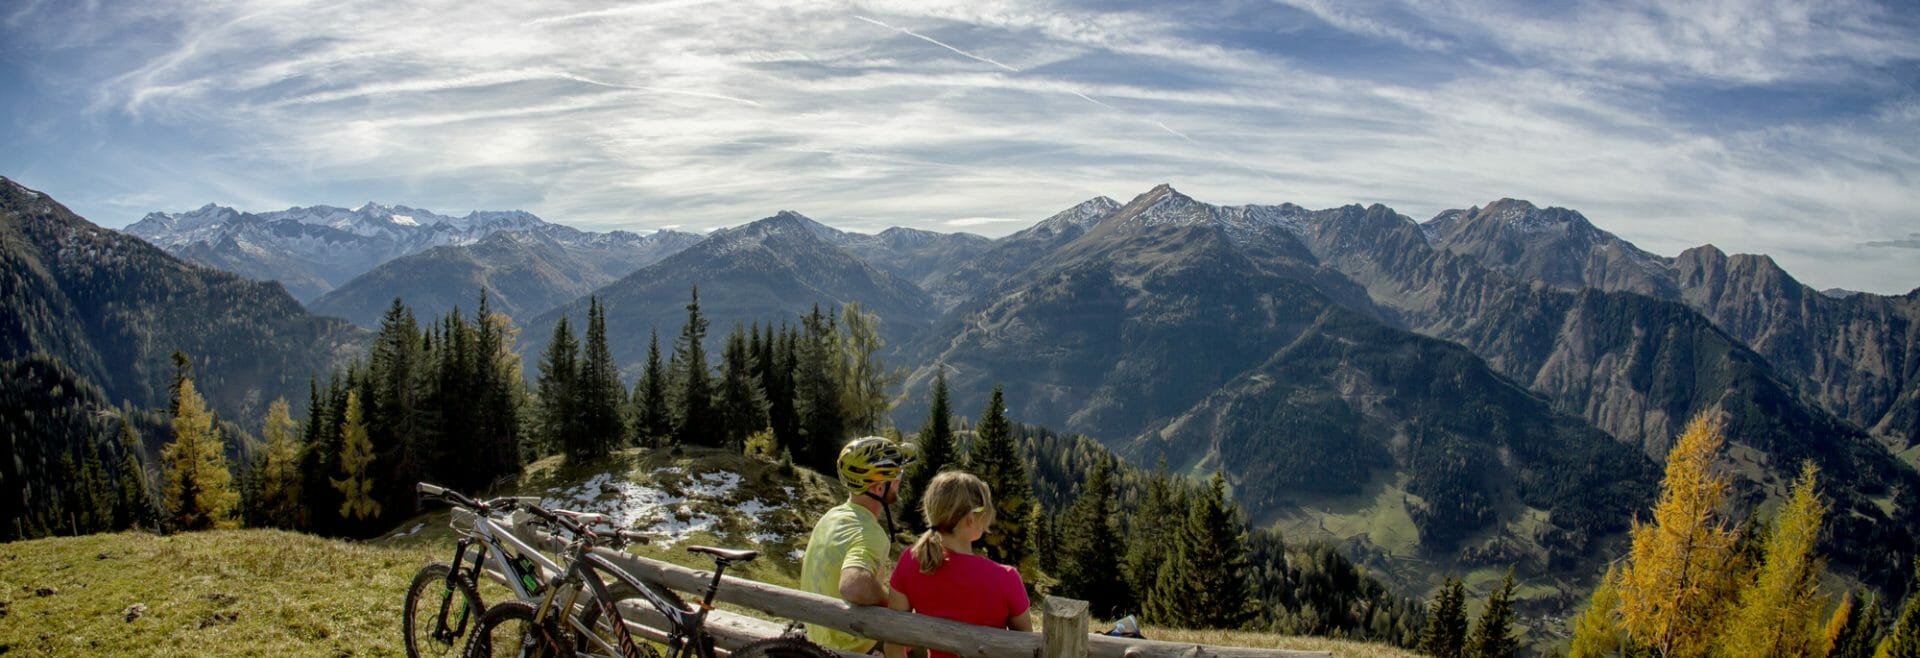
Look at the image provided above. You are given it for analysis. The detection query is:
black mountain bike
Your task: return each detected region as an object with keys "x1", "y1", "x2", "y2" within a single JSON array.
[
  {"x1": 463, "y1": 503, "x2": 833, "y2": 658},
  {"x1": 404, "y1": 483, "x2": 571, "y2": 658}
]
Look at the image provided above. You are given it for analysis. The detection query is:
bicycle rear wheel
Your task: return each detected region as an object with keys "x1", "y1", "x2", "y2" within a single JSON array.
[
  {"x1": 403, "y1": 562, "x2": 485, "y2": 658},
  {"x1": 467, "y1": 600, "x2": 571, "y2": 658},
  {"x1": 731, "y1": 637, "x2": 837, "y2": 658}
]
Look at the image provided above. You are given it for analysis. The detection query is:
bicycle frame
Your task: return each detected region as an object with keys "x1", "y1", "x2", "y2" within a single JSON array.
[
  {"x1": 534, "y1": 545, "x2": 719, "y2": 658},
  {"x1": 451, "y1": 509, "x2": 567, "y2": 602}
]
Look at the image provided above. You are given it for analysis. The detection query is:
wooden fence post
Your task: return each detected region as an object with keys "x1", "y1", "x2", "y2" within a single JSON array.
[{"x1": 1043, "y1": 596, "x2": 1090, "y2": 658}]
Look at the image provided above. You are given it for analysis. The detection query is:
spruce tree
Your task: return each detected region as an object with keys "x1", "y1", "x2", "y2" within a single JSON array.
[
  {"x1": 168, "y1": 350, "x2": 193, "y2": 417},
  {"x1": 1721, "y1": 462, "x2": 1829, "y2": 658},
  {"x1": 794, "y1": 306, "x2": 844, "y2": 470},
  {"x1": 968, "y1": 385, "x2": 1036, "y2": 578},
  {"x1": 1420, "y1": 576, "x2": 1469, "y2": 658},
  {"x1": 333, "y1": 390, "x2": 381, "y2": 524},
  {"x1": 1055, "y1": 455, "x2": 1135, "y2": 619},
  {"x1": 161, "y1": 378, "x2": 239, "y2": 531},
  {"x1": 471, "y1": 293, "x2": 524, "y2": 487},
  {"x1": 1128, "y1": 459, "x2": 1181, "y2": 622},
  {"x1": 901, "y1": 366, "x2": 956, "y2": 531},
  {"x1": 1825, "y1": 591, "x2": 1882, "y2": 658},
  {"x1": 368, "y1": 298, "x2": 422, "y2": 517},
  {"x1": 634, "y1": 330, "x2": 671, "y2": 447},
  {"x1": 1617, "y1": 412, "x2": 1740, "y2": 658},
  {"x1": 716, "y1": 322, "x2": 769, "y2": 450},
  {"x1": 537, "y1": 315, "x2": 580, "y2": 457},
  {"x1": 764, "y1": 323, "x2": 800, "y2": 457},
  {"x1": 113, "y1": 417, "x2": 155, "y2": 530},
  {"x1": 1151, "y1": 472, "x2": 1254, "y2": 630},
  {"x1": 576, "y1": 296, "x2": 624, "y2": 460},
  {"x1": 1467, "y1": 570, "x2": 1519, "y2": 658},
  {"x1": 1885, "y1": 562, "x2": 1920, "y2": 658},
  {"x1": 672, "y1": 286, "x2": 718, "y2": 447}
]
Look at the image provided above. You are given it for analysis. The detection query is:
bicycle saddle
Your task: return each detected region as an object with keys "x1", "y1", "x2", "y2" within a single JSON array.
[{"x1": 688, "y1": 546, "x2": 759, "y2": 563}]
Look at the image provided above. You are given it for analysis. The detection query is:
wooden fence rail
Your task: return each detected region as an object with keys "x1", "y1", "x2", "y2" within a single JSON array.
[{"x1": 459, "y1": 512, "x2": 1329, "y2": 658}]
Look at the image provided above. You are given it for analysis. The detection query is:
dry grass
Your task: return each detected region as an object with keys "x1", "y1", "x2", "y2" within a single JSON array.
[{"x1": 1141, "y1": 627, "x2": 1422, "y2": 658}]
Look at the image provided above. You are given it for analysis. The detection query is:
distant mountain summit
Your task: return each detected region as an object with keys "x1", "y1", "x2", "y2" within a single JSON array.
[
  {"x1": 122, "y1": 202, "x2": 672, "y2": 302},
  {"x1": 0, "y1": 177, "x2": 361, "y2": 422}
]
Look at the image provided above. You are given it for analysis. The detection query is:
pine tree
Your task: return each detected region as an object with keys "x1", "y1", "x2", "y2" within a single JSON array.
[
  {"x1": 795, "y1": 306, "x2": 843, "y2": 470},
  {"x1": 1468, "y1": 570, "x2": 1519, "y2": 658},
  {"x1": 1129, "y1": 459, "x2": 1182, "y2": 622},
  {"x1": 1055, "y1": 455, "x2": 1134, "y2": 619},
  {"x1": 1616, "y1": 412, "x2": 1740, "y2": 658},
  {"x1": 113, "y1": 417, "x2": 155, "y2": 530},
  {"x1": 672, "y1": 286, "x2": 718, "y2": 447},
  {"x1": 471, "y1": 294, "x2": 525, "y2": 487},
  {"x1": 634, "y1": 330, "x2": 671, "y2": 447},
  {"x1": 368, "y1": 298, "x2": 422, "y2": 518},
  {"x1": 1884, "y1": 562, "x2": 1920, "y2": 658},
  {"x1": 1826, "y1": 591, "x2": 1883, "y2": 658},
  {"x1": 537, "y1": 315, "x2": 580, "y2": 457},
  {"x1": 968, "y1": 385, "x2": 1036, "y2": 578},
  {"x1": 1569, "y1": 565, "x2": 1624, "y2": 658},
  {"x1": 576, "y1": 297, "x2": 624, "y2": 460},
  {"x1": 1720, "y1": 462, "x2": 1829, "y2": 658},
  {"x1": 714, "y1": 323, "x2": 769, "y2": 450},
  {"x1": 333, "y1": 390, "x2": 381, "y2": 523},
  {"x1": 763, "y1": 323, "x2": 800, "y2": 457},
  {"x1": 257, "y1": 397, "x2": 305, "y2": 529},
  {"x1": 901, "y1": 366, "x2": 956, "y2": 531},
  {"x1": 1153, "y1": 473, "x2": 1255, "y2": 629},
  {"x1": 1421, "y1": 576, "x2": 1470, "y2": 658},
  {"x1": 161, "y1": 378, "x2": 239, "y2": 531}
]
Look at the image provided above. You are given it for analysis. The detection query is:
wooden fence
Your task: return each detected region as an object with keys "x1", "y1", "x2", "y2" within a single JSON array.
[{"x1": 460, "y1": 512, "x2": 1330, "y2": 658}]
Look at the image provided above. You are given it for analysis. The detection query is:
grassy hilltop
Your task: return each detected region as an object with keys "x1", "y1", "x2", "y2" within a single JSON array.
[{"x1": 0, "y1": 447, "x2": 1419, "y2": 657}]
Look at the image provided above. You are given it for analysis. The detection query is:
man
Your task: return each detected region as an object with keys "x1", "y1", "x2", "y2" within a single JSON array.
[{"x1": 801, "y1": 436, "x2": 918, "y2": 656}]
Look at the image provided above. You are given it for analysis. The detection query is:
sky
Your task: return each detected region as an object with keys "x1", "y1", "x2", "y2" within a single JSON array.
[{"x1": 2, "y1": 0, "x2": 1917, "y2": 294}]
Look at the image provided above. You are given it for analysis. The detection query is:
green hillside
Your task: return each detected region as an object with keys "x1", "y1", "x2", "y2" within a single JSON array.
[{"x1": 1, "y1": 447, "x2": 1416, "y2": 657}]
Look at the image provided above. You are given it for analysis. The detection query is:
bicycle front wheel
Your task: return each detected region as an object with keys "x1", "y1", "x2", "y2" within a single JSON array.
[
  {"x1": 467, "y1": 600, "x2": 572, "y2": 658},
  {"x1": 403, "y1": 562, "x2": 485, "y2": 658},
  {"x1": 731, "y1": 637, "x2": 837, "y2": 658}
]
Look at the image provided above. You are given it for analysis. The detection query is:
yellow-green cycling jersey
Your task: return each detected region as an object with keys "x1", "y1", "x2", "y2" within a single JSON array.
[{"x1": 799, "y1": 501, "x2": 890, "y2": 653}]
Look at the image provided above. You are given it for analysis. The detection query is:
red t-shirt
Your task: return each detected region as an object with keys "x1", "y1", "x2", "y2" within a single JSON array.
[{"x1": 890, "y1": 550, "x2": 1030, "y2": 658}]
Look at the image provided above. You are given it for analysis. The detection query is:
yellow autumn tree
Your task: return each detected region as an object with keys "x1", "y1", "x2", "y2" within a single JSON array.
[
  {"x1": 1569, "y1": 564, "x2": 1625, "y2": 658},
  {"x1": 1616, "y1": 412, "x2": 1741, "y2": 658},
  {"x1": 1719, "y1": 462, "x2": 1829, "y2": 657},
  {"x1": 257, "y1": 397, "x2": 305, "y2": 529},
  {"x1": 331, "y1": 390, "x2": 382, "y2": 521},
  {"x1": 161, "y1": 378, "x2": 239, "y2": 530}
]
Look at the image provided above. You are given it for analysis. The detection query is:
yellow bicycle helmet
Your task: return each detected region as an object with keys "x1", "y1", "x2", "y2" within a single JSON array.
[{"x1": 836, "y1": 436, "x2": 919, "y2": 493}]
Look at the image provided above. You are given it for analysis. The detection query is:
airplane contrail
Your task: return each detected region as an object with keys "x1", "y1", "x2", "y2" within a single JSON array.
[{"x1": 854, "y1": 15, "x2": 1020, "y2": 73}]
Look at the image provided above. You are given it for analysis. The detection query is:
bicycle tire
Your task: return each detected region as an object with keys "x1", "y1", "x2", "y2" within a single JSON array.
[
  {"x1": 466, "y1": 600, "x2": 572, "y2": 658},
  {"x1": 731, "y1": 637, "x2": 837, "y2": 658},
  {"x1": 403, "y1": 562, "x2": 486, "y2": 658}
]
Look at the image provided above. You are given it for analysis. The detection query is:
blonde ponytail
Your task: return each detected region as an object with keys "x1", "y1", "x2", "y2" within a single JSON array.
[
  {"x1": 913, "y1": 471, "x2": 994, "y2": 575},
  {"x1": 911, "y1": 529, "x2": 947, "y2": 574}
]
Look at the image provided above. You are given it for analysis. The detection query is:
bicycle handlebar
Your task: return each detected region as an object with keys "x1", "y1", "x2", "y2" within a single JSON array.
[{"x1": 415, "y1": 482, "x2": 649, "y2": 546}]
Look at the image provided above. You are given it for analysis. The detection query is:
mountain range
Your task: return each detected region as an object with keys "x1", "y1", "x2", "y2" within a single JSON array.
[
  {"x1": 24, "y1": 176, "x2": 1920, "y2": 617},
  {"x1": 123, "y1": 201, "x2": 699, "y2": 310}
]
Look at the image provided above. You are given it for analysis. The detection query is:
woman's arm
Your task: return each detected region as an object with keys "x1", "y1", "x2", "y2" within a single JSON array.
[{"x1": 1008, "y1": 609, "x2": 1034, "y2": 632}]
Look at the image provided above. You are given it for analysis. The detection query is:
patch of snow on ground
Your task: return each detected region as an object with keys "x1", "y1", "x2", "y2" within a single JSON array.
[
  {"x1": 789, "y1": 548, "x2": 806, "y2": 561},
  {"x1": 748, "y1": 531, "x2": 784, "y2": 545},
  {"x1": 542, "y1": 468, "x2": 764, "y2": 546},
  {"x1": 398, "y1": 522, "x2": 426, "y2": 537}
]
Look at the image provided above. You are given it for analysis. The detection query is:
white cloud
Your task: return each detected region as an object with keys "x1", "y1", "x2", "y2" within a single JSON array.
[{"x1": 3, "y1": 0, "x2": 1917, "y2": 292}]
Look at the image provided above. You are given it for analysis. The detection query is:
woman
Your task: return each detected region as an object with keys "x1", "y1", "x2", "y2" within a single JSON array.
[{"x1": 889, "y1": 471, "x2": 1031, "y2": 658}]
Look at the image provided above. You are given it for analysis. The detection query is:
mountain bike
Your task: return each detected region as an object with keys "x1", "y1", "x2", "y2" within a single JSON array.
[
  {"x1": 404, "y1": 483, "x2": 571, "y2": 658},
  {"x1": 463, "y1": 503, "x2": 833, "y2": 658}
]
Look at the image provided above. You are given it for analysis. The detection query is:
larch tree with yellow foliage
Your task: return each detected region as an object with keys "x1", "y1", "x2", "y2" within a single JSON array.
[
  {"x1": 1569, "y1": 565, "x2": 1624, "y2": 658},
  {"x1": 331, "y1": 390, "x2": 381, "y2": 522},
  {"x1": 1616, "y1": 412, "x2": 1742, "y2": 658},
  {"x1": 161, "y1": 378, "x2": 239, "y2": 530},
  {"x1": 1719, "y1": 462, "x2": 1829, "y2": 657}
]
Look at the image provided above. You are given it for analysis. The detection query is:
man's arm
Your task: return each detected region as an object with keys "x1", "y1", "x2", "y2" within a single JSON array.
[{"x1": 838, "y1": 566, "x2": 889, "y2": 606}]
